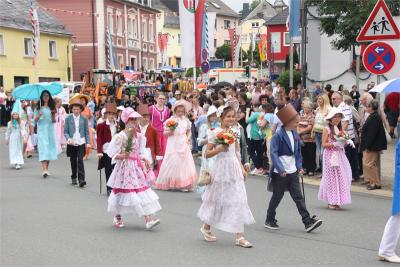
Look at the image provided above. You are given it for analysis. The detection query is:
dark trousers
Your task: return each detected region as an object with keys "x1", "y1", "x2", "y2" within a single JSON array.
[
  {"x1": 248, "y1": 139, "x2": 264, "y2": 169},
  {"x1": 345, "y1": 140, "x2": 359, "y2": 180},
  {"x1": 266, "y1": 172, "x2": 310, "y2": 225},
  {"x1": 102, "y1": 154, "x2": 114, "y2": 193},
  {"x1": 67, "y1": 144, "x2": 86, "y2": 182},
  {"x1": 301, "y1": 142, "x2": 316, "y2": 172},
  {"x1": 191, "y1": 122, "x2": 198, "y2": 153}
]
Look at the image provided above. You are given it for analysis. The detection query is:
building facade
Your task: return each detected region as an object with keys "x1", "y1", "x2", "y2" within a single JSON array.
[
  {"x1": 0, "y1": 0, "x2": 72, "y2": 89},
  {"x1": 38, "y1": 0, "x2": 159, "y2": 81}
]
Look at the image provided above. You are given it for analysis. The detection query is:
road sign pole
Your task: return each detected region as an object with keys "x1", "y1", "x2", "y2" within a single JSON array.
[
  {"x1": 377, "y1": 74, "x2": 382, "y2": 183},
  {"x1": 289, "y1": 37, "x2": 294, "y2": 88}
]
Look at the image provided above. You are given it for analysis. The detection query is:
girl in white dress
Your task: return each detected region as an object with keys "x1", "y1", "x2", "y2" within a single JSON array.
[
  {"x1": 197, "y1": 105, "x2": 255, "y2": 248},
  {"x1": 5, "y1": 110, "x2": 26, "y2": 169}
]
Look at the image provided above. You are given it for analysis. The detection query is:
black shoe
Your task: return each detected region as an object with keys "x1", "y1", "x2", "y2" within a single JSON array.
[
  {"x1": 305, "y1": 216, "x2": 323, "y2": 233},
  {"x1": 71, "y1": 180, "x2": 78, "y2": 185},
  {"x1": 367, "y1": 184, "x2": 381, "y2": 190},
  {"x1": 315, "y1": 168, "x2": 322, "y2": 173},
  {"x1": 79, "y1": 181, "x2": 87, "y2": 188},
  {"x1": 107, "y1": 190, "x2": 111, "y2": 196},
  {"x1": 264, "y1": 220, "x2": 280, "y2": 230}
]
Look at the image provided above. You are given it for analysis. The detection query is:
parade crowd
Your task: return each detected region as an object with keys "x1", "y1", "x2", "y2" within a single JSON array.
[{"x1": 0, "y1": 78, "x2": 399, "y2": 261}]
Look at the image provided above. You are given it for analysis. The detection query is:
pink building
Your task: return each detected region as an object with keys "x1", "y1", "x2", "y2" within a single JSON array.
[{"x1": 38, "y1": 0, "x2": 159, "y2": 81}]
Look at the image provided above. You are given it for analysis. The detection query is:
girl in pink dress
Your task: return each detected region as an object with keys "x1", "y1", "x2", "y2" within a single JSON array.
[
  {"x1": 149, "y1": 93, "x2": 170, "y2": 176},
  {"x1": 318, "y1": 107, "x2": 352, "y2": 210},
  {"x1": 106, "y1": 107, "x2": 161, "y2": 229},
  {"x1": 154, "y1": 100, "x2": 197, "y2": 191},
  {"x1": 54, "y1": 98, "x2": 66, "y2": 154}
]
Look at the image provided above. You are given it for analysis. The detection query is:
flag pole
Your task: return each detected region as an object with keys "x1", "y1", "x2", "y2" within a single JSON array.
[
  {"x1": 289, "y1": 37, "x2": 293, "y2": 88},
  {"x1": 193, "y1": 0, "x2": 197, "y2": 90}
]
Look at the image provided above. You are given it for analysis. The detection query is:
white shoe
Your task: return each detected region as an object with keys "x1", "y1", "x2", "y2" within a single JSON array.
[
  {"x1": 379, "y1": 254, "x2": 400, "y2": 263},
  {"x1": 15, "y1": 164, "x2": 21, "y2": 170},
  {"x1": 250, "y1": 169, "x2": 257, "y2": 175},
  {"x1": 146, "y1": 219, "x2": 160, "y2": 230}
]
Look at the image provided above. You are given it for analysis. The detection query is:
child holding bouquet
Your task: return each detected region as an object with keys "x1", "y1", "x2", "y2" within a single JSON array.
[
  {"x1": 105, "y1": 107, "x2": 161, "y2": 229},
  {"x1": 318, "y1": 107, "x2": 352, "y2": 210},
  {"x1": 154, "y1": 100, "x2": 197, "y2": 191},
  {"x1": 197, "y1": 105, "x2": 255, "y2": 248}
]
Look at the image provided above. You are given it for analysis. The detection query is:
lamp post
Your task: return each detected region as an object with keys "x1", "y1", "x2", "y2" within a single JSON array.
[{"x1": 355, "y1": 43, "x2": 361, "y2": 93}]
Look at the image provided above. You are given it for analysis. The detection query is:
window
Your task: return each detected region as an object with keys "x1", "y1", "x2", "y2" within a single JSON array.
[
  {"x1": 149, "y1": 58, "x2": 154, "y2": 69},
  {"x1": 0, "y1": 34, "x2": 4, "y2": 55},
  {"x1": 39, "y1": 77, "x2": 60, "y2": 82},
  {"x1": 14, "y1": 76, "x2": 29, "y2": 87},
  {"x1": 117, "y1": 54, "x2": 124, "y2": 69},
  {"x1": 270, "y1": 32, "x2": 281, "y2": 53},
  {"x1": 251, "y1": 22, "x2": 259, "y2": 28},
  {"x1": 214, "y1": 39, "x2": 217, "y2": 48},
  {"x1": 24, "y1": 38, "x2": 33, "y2": 56},
  {"x1": 224, "y1": 40, "x2": 230, "y2": 45},
  {"x1": 107, "y1": 10, "x2": 114, "y2": 34},
  {"x1": 142, "y1": 19, "x2": 147, "y2": 41},
  {"x1": 130, "y1": 56, "x2": 137, "y2": 69},
  {"x1": 284, "y1": 32, "x2": 290, "y2": 46},
  {"x1": 178, "y1": 34, "x2": 181, "y2": 45},
  {"x1": 149, "y1": 21, "x2": 154, "y2": 42},
  {"x1": 116, "y1": 12, "x2": 123, "y2": 36},
  {"x1": 143, "y1": 57, "x2": 148, "y2": 70},
  {"x1": 223, "y1": 20, "x2": 231, "y2": 29},
  {"x1": 0, "y1": 75, "x2": 3, "y2": 87},
  {"x1": 128, "y1": 18, "x2": 133, "y2": 37},
  {"x1": 49, "y1": 41, "x2": 57, "y2": 58},
  {"x1": 133, "y1": 18, "x2": 138, "y2": 38}
]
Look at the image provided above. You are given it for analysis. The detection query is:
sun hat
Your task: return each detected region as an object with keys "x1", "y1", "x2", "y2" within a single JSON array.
[
  {"x1": 172, "y1": 99, "x2": 192, "y2": 113},
  {"x1": 69, "y1": 93, "x2": 90, "y2": 105},
  {"x1": 121, "y1": 107, "x2": 142, "y2": 123},
  {"x1": 325, "y1": 107, "x2": 344, "y2": 121},
  {"x1": 207, "y1": 105, "x2": 218, "y2": 117},
  {"x1": 69, "y1": 98, "x2": 84, "y2": 111}
]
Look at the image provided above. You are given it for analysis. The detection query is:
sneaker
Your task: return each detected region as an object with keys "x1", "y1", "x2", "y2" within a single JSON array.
[
  {"x1": 146, "y1": 219, "x2": 160, "y2": 230},
  {"x1": 113, "y1": 216, "x2": 125, "y2": 228},
  {"x1": 255, "y1": 168, "x2": 265, "y2": 176},
  {"x1": 15, "y1": 164, "x2": 21, "y2": 170},
  {"x1": 250, "y1": 169, "x2": 258, "y2": 175},
  {"x1": 305, "y1": 216, "x2": 323, "y2": 233},
  {"x1": 264, "y1": 220, "x2": 280, "y2": 230}
]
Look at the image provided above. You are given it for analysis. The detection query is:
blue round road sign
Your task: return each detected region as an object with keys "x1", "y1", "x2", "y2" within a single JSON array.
[
  {"x1": 362, "y1": 42, "x2": 395, "y2": 75},
  {"x1": 201, "y1": 61, "x2": 210, "y2": 73}
]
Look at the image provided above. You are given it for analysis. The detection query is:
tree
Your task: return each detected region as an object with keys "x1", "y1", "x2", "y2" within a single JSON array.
[
  {"x1": 251, "y1": 0, "x2": 261, "y2": 11},
  {"x1": 247, "y1": 42, "x2": 261, "y2": 67},
  {"x1": 215, "y1": 43, "x2": 232, "y2": 61},
  {"x1": 306, "y1": 0, "x2": 400, "y2": 51},
  {"x1": 285, "y1": 47, "x2": 300, "y2": 70},
  {"x1": 277, "y1": 70, "x2": 302, "y2": 93},
  {"x1": 185, "y1": 67, "x2": 202, "y2": 78}
]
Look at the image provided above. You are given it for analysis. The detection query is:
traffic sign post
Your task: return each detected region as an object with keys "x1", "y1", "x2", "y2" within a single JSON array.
[
  {"x1": 357, "y1": 0, "x2": 400, "y2": 42},
  {"x1": 362, "y1": 41, "x2": 395, "y2": 75}
]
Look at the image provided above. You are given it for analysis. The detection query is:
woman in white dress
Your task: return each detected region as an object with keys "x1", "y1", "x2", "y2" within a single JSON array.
[
  {"x1": 197, "y1": 105, "x2": 255, "y2": 248},
  {"x1": 5, "y1": 109, "x2": 27, "y2": 169}
]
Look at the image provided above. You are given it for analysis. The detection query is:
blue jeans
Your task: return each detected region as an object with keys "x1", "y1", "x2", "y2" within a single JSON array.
[{"x1": 314, "y1": 132, "x2": 323, "y2": 169}]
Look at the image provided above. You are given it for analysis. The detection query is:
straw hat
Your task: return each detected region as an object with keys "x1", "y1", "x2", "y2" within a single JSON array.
[
  {"x1": 276, "y1": 104, "x2": 298, "y2": 125},
  {"x1": 69, "y1": 93, "x2": 90, "y2": 105},
  {"x1": 172, "y1": 99, "x2": 192, "y2": 113},
  {"x1": 104, "y1": 102, "x2": 117, "y2": 114},
  {"x1": 69, "y1": 98, "x2": 84, "y2": 111},
  {"x1": 137, "y1": 103, "x2": 150, "y2": 116},
  {"x1": 121, "y1": 107, "x2": 142, "y2": 123},
  {"x1": 325, "y1": 107, "x2": 344, "y2": 121}
]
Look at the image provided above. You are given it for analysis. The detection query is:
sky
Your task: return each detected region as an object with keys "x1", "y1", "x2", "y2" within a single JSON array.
[{"x1": 221, "y1": 0, "x2": 289, "y2": 12}]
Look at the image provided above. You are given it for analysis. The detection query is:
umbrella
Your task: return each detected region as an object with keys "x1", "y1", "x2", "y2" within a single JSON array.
[
  {"x1": 12, "y1": 82, "x2": 63, "y2": 100},
  {"x1": 210, "y1": 81, "x2": 233, "y2": 89},
  {"x1": 369, "y1": 77, "x2": 400, "y2": 94}
]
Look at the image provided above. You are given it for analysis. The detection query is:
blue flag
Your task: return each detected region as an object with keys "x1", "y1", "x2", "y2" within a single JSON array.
[{"x1": 289, "y1": 0, "x2": 301, "y2": 37}]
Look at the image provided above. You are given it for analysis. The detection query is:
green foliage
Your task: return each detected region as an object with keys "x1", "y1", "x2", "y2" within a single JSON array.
[
  {"x1": 247, "y1": 42, "x2": 260, "y2": 67},
  {"x1": 185, "y1": 67, "x2": 202, "y2": 78},
  {"x1": 215, "y1": 44, "x2": 232, "y2": 61},
  {"x1": 277, "y1": 70, "x2": 302, "y2": 92},
  {"x1": 251, "y1": 0, "x2": 261, "y2": 10},
  {"x1": 285, "y1": 47, "x2": 300, "y2": 70},
  {"x1": 306, "y1": 0, "x2": 400, "y2": 51}
]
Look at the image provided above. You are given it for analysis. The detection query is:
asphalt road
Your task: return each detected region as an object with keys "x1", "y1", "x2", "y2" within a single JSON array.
[{"x1": 1, "y1": 138, "x2": 398, "y2": 266}]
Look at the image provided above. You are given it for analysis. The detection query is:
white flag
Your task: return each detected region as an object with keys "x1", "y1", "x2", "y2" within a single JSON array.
[
  {"x1": 178, "y1": 0, "x2": 195, "y2": 68},
  {"x1": 207, "y1": 12, "x2": 216, "y2": 58}
]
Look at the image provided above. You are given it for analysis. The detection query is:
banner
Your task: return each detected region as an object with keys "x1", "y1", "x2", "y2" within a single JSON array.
[
  {"x1": 158, "y1": 33, "x2": 168, "y2": 66},
  {"x1": 195, "y1": 0, "x2": 206, "y2": 67},
  {"x1": 234, "y1": 27, "x2": 242, "y2": 67},
  {"x1": 289, "y1": 0, "x2": 301, "y2": 37},
  {"x1": 30, "y1": 6, "x2": 40, "y2": 66},
  {"x1": 207, "y1": 12, "x2": 216, "y2": 58},
  {"x1": 258, "y1": 34, "x2": 268, "y2": 62},
  {"x1": 178, "y1": 0, "x2": 196, "y2": 68},
  {"x1": 106, "y1": 26, "x2": 116, "y2": 69}
]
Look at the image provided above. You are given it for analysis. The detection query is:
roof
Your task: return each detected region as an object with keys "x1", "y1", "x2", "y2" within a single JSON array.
[
  {"x1": 0, "y1": 0, "x2": 71, "y2": 36},
  {"x1": 264, "y1": 7, "x2": 289, "y2": 26},
  {"x1": 164, "y1": 15, "x2": 179, "y2": 29},
  {"x1": 206, "y1": 0, "x2": 239, "y2": 18},
  {"x1": 243, "y1": 0, "x2": 278, "y2": 21},
  {"x1": 152, "y1": 0, "x2": 178, "y2": 12}
]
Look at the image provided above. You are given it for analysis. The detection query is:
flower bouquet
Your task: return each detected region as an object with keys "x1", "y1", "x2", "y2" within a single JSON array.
[
  {"x1": 125, "y1": 128, "x2": 134, "y2": 154},
  {"x1": 166, "y1": 119, "x2": 178, "y2": 131},
  {"x1": 215, "y1": 130, "x2": 236, "y2": 146},
  {"x1": 334, "y1": 130, "x2": 350, "y2": 141}
]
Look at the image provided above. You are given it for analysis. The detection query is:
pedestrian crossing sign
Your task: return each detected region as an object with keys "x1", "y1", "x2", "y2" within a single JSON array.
[{"x1": 357, "y1": 0, "x2": 400, "y2": 42}]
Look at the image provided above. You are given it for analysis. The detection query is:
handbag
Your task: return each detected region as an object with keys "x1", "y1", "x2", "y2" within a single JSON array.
[{"x1": 197, "y1": 169, "x2": 212, "y2": 186}]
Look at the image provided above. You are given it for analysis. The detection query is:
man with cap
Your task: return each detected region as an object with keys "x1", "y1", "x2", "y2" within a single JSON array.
[
  {"x1": 64, "y1": 99, "x2": 90, "y2": 188},
  {"x1": 137, "y1": 103, "x2": 162, "y2": 170},
  {"x1": 265, "y1": 103, "x2": 323, "y2": 233},
  {"x1": 97, "y1": 102, "x2": 118, "y2": 195}
]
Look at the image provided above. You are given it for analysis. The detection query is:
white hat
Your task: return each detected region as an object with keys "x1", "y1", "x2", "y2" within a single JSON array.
[
  {"x1": 207, "y1": 105, "x2": 218, "y2": 117},
  {"x1": 325, "y1": 107, "x2": 345, "y2": 121},
  {"x1": 101, "y1": 108, "x2": 106, "y2": 116},
  {"x1": 117, "y1": 106, "x2": 124, "y2": 111}
]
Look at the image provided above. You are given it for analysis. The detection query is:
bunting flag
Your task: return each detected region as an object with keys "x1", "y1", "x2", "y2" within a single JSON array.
[
  {"x1": 29, "y1": 2, "x2": 40, "y2": 66},
  {"x1": 178, "y1": 0, "x2": 196, "y2": 68},
  {"x1": 258, "y1": 34, "x2": 268, "y2": 62},
  {"x1": 158, "y1": 33, "x2": 169, "y2": 66},
  {"x1": 106, "y1": 26, "x2": 116, "y2": 69}
]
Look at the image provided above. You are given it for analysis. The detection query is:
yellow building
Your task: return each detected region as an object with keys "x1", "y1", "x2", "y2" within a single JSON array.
[{"x1": 0, "y1": 0, "x2": 72, "y2": 90}]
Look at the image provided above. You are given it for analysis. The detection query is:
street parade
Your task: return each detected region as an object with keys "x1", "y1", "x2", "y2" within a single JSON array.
[{"x1": 1, "y1": 0, "x2": 400, "y2": 266}]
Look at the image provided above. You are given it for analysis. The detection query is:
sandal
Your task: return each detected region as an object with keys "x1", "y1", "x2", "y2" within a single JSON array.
[
  {"x1": 328, "y1": 204, "x2": 336, "y2": 210},
  {"x1": 235, "y1": 237, "x2": 252, "y2": 248},
  {"x1": 113, "y1": 216, "x2": 125, "y2": 228},
  {"x1": 200, "y1": 227, "x2": 216, "y2": 242}
]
